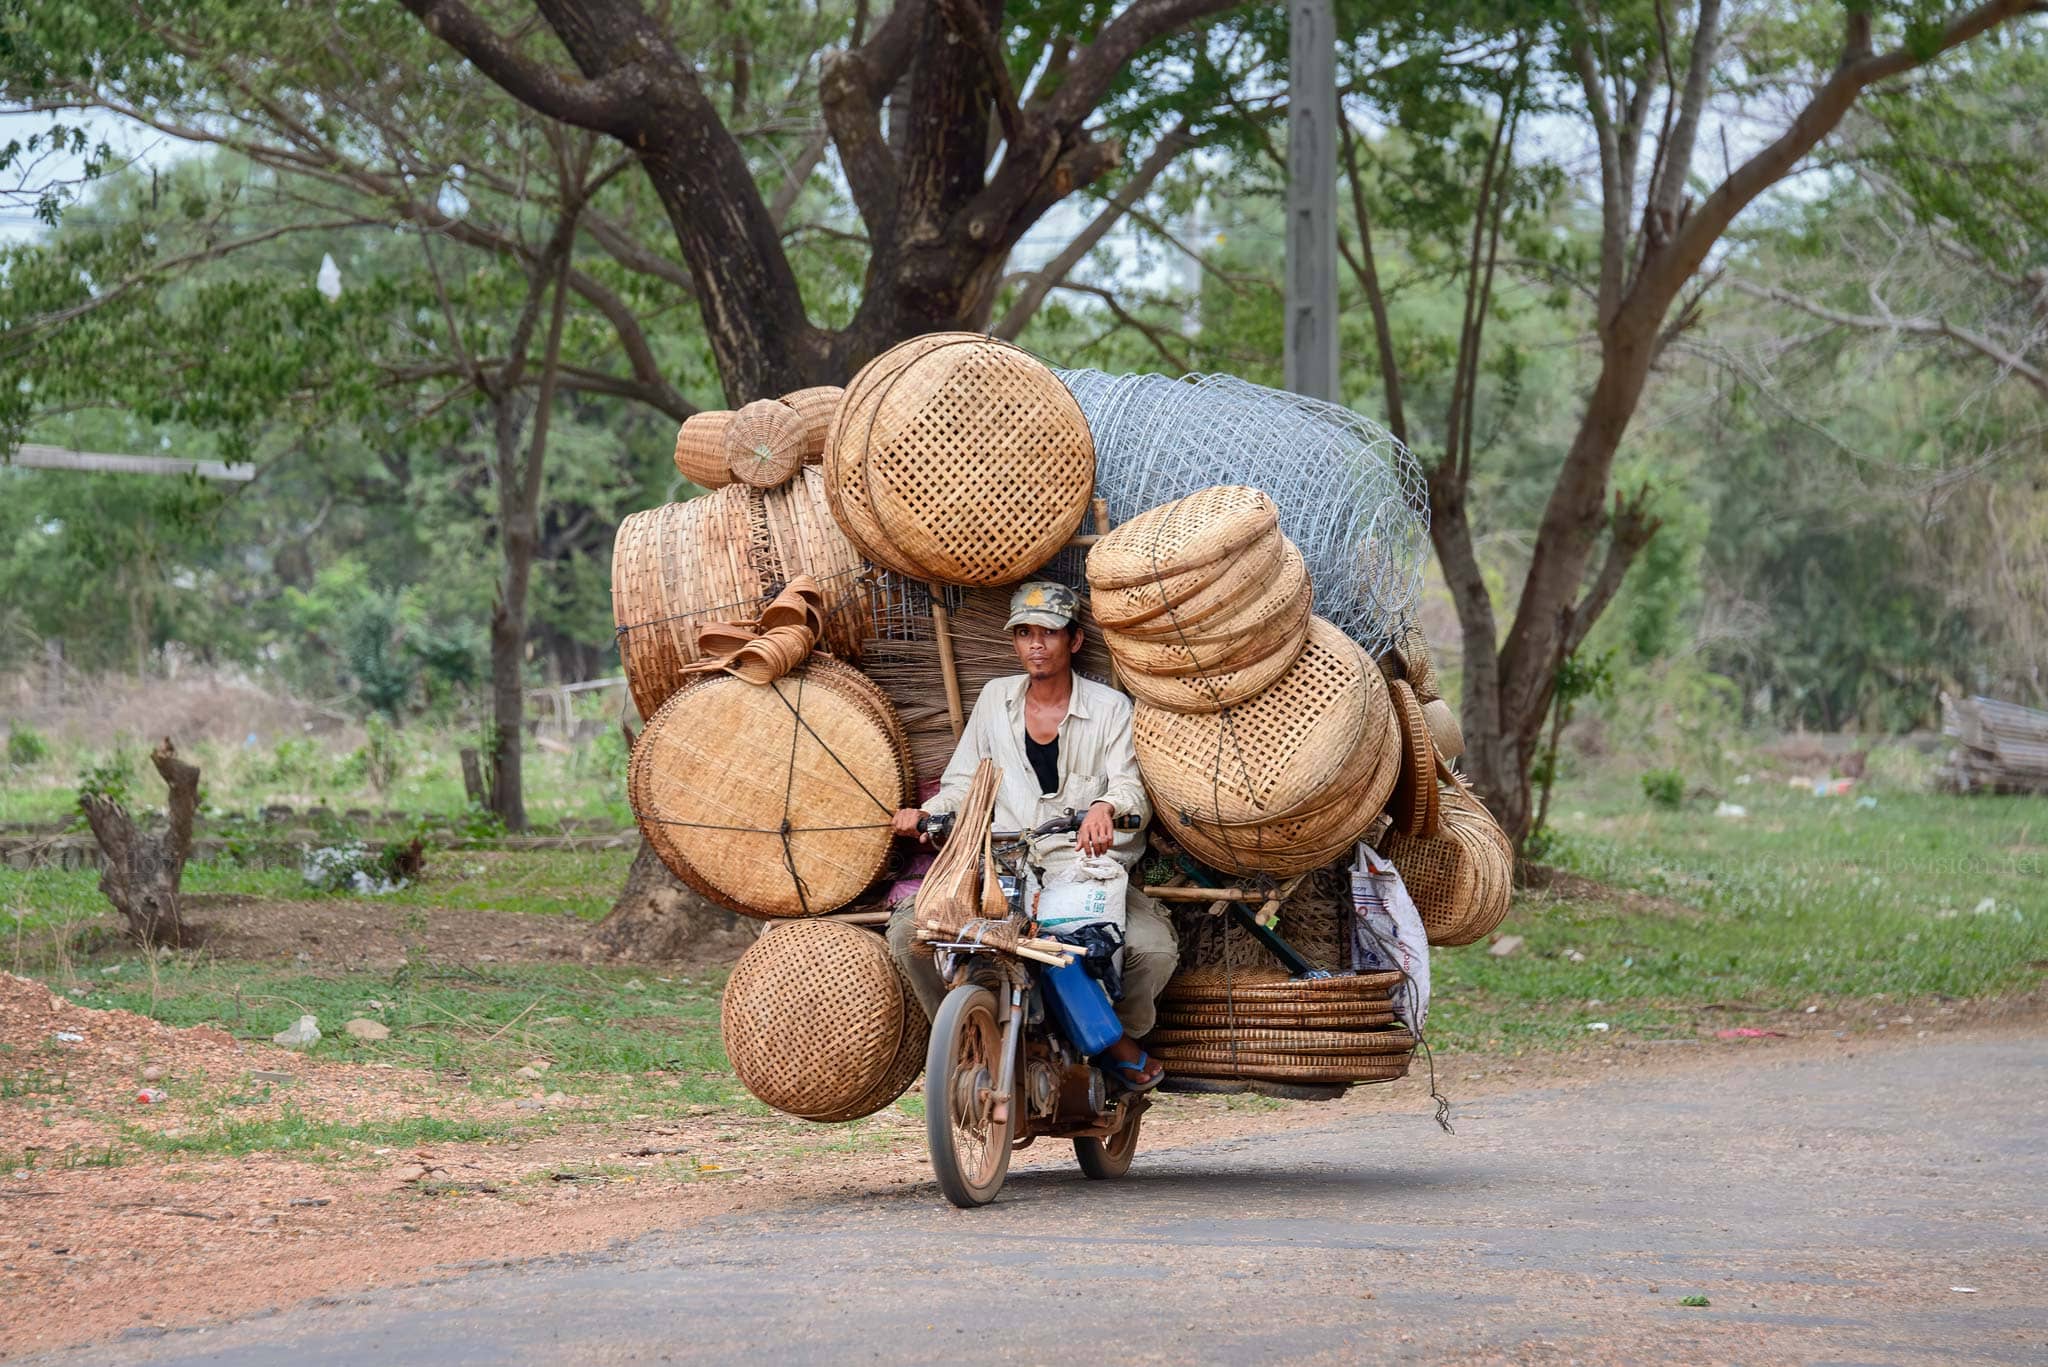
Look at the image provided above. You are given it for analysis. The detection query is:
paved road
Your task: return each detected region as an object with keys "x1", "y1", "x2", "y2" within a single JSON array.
[{"x1": 32, "y1": 1036, "x2": 2047, "y2": 1366}]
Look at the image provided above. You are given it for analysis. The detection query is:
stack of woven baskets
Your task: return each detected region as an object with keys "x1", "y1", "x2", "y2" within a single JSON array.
[
  {"x1": 671, "y1": 386, "x2": 843, "y2": 491},
  {"x1": 1144, "y1": 968, "x2": 1415, "y2": 1085}
]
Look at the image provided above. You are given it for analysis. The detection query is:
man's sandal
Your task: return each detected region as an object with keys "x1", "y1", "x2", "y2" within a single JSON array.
[{"x1": 1107, "y1": 1051, "x2": 1165, "y2": 1093}]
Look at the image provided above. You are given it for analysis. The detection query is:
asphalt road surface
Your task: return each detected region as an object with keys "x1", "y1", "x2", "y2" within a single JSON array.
[{"x1": 30, "y1": 1035, "x2": 2045, "y2": 1366}]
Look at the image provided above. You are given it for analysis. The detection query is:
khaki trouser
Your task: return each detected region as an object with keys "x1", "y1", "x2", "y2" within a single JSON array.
[{"x1": 886, "y1": 887, "x2": 1179, "y2": 1040}]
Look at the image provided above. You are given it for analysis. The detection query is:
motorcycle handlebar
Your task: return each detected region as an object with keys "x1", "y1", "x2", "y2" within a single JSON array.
[{"x1": 916, "y1": 809, "x2": 1144, "y2": 843}]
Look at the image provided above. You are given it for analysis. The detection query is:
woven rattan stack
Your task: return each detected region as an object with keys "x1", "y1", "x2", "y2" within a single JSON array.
[
  {"x1": 1144, "y1": 968, "x2": 1415, "y2": 1085},
  {"x1": 670, "y1": 386, "x2": 845, "y2": 492}
]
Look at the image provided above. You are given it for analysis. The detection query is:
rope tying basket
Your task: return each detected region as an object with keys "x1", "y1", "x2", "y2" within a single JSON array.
[
  {"x1": 827, "y1": 333, "x2": 1095, "y2": 585},
  {"x1": 673, "y1": 411, "x2": 736, "y2": 488},
  {"x1": 627, "y1": 658, "x2": 909, "y2": 918},
  {"x1": 778, "y1": 386, "x2": 843, "y2": 463},
  {"x1": 721, "y1": 920, "x2": 927, "y2": 1122},
  {"x1": 724, "y1": 399, "x2": 806, "y2": 488},
  {"x1": 1375, "y1": 761, "x2": 1513, "y2": 946}
]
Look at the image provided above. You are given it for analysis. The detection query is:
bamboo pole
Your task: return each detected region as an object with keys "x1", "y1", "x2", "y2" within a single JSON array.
[{"x1": 928, "y1": 583, "x2": 966, "y2": 739}]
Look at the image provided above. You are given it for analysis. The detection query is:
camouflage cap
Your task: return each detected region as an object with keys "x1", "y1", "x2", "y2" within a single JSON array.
[{"x1": 1005, "y1": 580, "x2": 1079, "y2": 631}]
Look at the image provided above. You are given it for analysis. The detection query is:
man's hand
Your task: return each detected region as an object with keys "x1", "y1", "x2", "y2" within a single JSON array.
[
  {"x1": 1076, "y1": 801, "x2": 1117, "y2": 857},
  {"x1": 891, "y1": 808, "x2": 929, "y2": 842}
]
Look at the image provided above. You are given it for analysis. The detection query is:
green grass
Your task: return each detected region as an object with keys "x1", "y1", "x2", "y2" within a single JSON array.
[
  {"x1": 1428, "y1": 778, "x2": 2047, "y2": 1051},
  {"x1": 122, "y1": 1104, "x2": 513, "y2": 1159}
]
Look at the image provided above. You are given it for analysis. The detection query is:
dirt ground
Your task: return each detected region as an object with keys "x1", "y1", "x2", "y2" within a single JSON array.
[
  {"x1": 5, "y1": 956, "x2": 2041, "y2": 1360},
  {"x1": 170, "y1": 893, "x2": 603, "y2": 967}
]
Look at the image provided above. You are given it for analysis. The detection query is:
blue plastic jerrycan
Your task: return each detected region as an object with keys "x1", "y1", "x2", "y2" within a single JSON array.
[{"x1": 1039, "y1": 957, "x2": 1124, "y2": 1057}]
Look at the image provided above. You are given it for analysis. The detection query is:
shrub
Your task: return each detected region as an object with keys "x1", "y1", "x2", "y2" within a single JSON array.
[
  {"x1": 1642, "y1": 767, "x2": 1685, "y2": 810},
  {"x1": 7, "y1": 726, "x2": 49, "y2": 768}
]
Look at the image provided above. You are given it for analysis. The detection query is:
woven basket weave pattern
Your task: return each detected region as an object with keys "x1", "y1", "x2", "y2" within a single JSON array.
[
  {"x1": 1086, "y1": 485, "x2": 1278, "y2": 589},
  {"x1": 1377, "y1": 774, "x2": 1512, "y2": 946},
  {"x1": 779, "y1": 386, "x2": 843, "y2": 463},
  {"x1": 673, "y1": 412, "x2": 736, "y2": 488},
  {"x1": 724, "y1": 399, "x2": 806, "y2": 489}
]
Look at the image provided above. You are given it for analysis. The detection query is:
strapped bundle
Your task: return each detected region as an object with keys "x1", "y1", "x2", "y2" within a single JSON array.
[{"x1": 912, "y1": 758, "x2": 1007, "y2": 942}]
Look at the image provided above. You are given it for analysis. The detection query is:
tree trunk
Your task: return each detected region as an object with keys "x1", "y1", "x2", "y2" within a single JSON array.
[
  {"x1": 592, "y1": 840, "x2": 756, "y2": 962},
  {"x1": 78, "y1": 739, "x2": 201, "y2": 949}
]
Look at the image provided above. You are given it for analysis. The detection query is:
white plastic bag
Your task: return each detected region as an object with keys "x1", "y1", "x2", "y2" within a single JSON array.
[
  {"x1": 1033, "y1": 854, "x2": 1128, "y2": 934},
  {"x1": 1350, "y1": 843, "x2": 1431, "y2": 1031}
]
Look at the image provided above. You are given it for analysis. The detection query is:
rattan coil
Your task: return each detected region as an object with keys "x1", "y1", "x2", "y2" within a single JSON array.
[
  {"x1": 1085, "y1": 486, "x2": 1279, "y2": 590},
  {"x1": 673, "y1": 411, "x2": 736, "y2": 488},
  {"x1": 724, "y1": 399, "x2": 806, "y2": 489},
  {"x1": 827, "y1": 333, "x2": 1095, "y2": 586},
  {"x1": 1376, "y1": 766, "x2": 1512, "y2": 946},
  {"x1": 722, "y1": 920, "x2": 920, "y2": 1121},
  {"x1": 779, "y1": 386, "x2": 843, "y2": 463},
  {"x1": 1152, "y1": 1050, "x2": 1412, "y2": 1084},
  {"x1": 1386, "y1": 679, "x2": 1441, "y2": 838},
  {"x1": 1147, "y1": 1026, "x2": 1418, "y2": 1055},
  {"x1": 627, "y1": 659, "x2": 908, "y2": 919}
]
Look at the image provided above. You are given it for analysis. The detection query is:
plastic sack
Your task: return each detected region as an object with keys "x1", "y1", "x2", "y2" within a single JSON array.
[
  {"x1": 1033, "y1": 854, "x2": 1128, "y2": 934},
  {"x1": 1350, "y1": 842, "x2": 1431, "y2": 1031}
]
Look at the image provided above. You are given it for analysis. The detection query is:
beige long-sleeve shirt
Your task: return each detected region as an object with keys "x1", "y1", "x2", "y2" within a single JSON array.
[{"x1": 922, "y1": 672, "x2": 1152, "y2": 875}]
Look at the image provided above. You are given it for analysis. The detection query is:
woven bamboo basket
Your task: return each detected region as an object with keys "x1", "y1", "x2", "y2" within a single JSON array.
[
  {"x1": 1376, "y1": 765, "x2": 1513, "y2": 946},
  {"x1": 1107, "y1": 577, "x2": 1313, "y2": 715},
  {"x1": 724, "y1": 399, "x2": 806, "y2": 489},
  {"x1": 779, "y1": 385, "x2": 843, "y2": 463},
  {"x1": 612, "y1": 469, "x2": 872, "y2": 721},
  {"x1": 1158, "y1": 1003, "x2": 1398, "y2": 1030},
  {"x1": 1386, "y1": 679, "x2": 1441, "y2": 838},
  {"x1": 721, "y1": 920, "x2": 924, "y2": 1121},
  {"x1": 1098, "y1": 543, "x2": 1309, "y2": 671},
  {"x1": 1146, "y1": 1026, "x2": 1417, "y2": 1055},
  {"x1": 1090, "y1": 525, "x2": 1290, "y2": 638},
  {"x1": 1147, "y1": 1048, "x2": 1412, "y2": 1084},
  {"x1": 1085, "y1": 486, "x2": 1279, "y2": 590},
  {"x1": 673, "y1": 411, "x2": 736, "y2": 488},
  {"x1": 1393, "y1": 621, "x2": 1441, "y2": 702},
  {"x1": 627, "y1": 659, "x2": 908, "y2": 918},
  {"x1": 1169, "y1": 860, "x2": 1353, "y2": 975},
  {"x1": 826, "y1": 333, "x2": 1095, "y2": 585},
  {"x1": 1161, "y1": 966, "x2": 1403, "y2": 1004},
  {"x1": 1421, "y1": 697, "x2": 1464, "y2": 761}
]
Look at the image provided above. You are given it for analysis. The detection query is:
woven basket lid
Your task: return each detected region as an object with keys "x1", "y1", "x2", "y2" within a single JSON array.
[
  {"x1": 674, "y1": 412, "x2": 736, "y2": 488},
  {"x1": 722, "y1": 920, "x2": 915, "y2": 1120},
  {"x1": 1147, "y1": 1048, "x2": 1412, "y2": 1083},
  {"x1": 779, "y1": 386, "x2": 843, "y2": 463},
  {"x1": 827, "y1": 333, "x2": 1095, "y2": 586},
  {"x1": 1387, "y1": 679, "x2": 1441, "y2": 838},
  {"x1": 1133, "y1": 618, "x2": 1386, "y2": 826},
  {"x1": 1101, "y1": 543, "x2": 1310, "y2": 675},
  {"x1": 628, "y1": 658, "x2": 907, "y2": 918},
  {"x1": 1086, "y1": 486, "x2": 1279, "y2": 591},
  {"x1": 1090, "y1": 524, "x2": 1288, "y2": 634},
  {"x1": 724, "y1": 399, "x2": 806, "y2": 489},
  {"x1": 1421, "y1": 697, "x2": 1464, "y2": 761},
  {"x1": 1377, "y1": 771, "x2": 1512, "y2": 946}
]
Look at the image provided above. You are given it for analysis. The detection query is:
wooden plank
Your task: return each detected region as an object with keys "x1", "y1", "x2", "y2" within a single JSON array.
[{"x1": 8, "y1": 444, "x2": 256, "y2": 482}]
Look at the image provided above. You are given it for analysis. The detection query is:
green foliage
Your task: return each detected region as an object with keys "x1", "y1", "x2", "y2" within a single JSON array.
[
  {"x1": 1641, "y1": 768, "x2": 1686, "y2": 810},
  {"x1": 75, "y1": 750, "x2": 137, "y2": 807},
  {"x1": 6, "y1": 726, "x2": 48, "y2": 768}
]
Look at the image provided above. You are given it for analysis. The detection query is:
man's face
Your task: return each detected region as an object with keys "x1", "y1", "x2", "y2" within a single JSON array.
[{"x1": 1012, "y1": 623, "x2": 1078, "y2": 681}]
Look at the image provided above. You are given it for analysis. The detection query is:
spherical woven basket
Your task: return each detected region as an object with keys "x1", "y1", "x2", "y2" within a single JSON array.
[
  {"x1": 779, "y1": 386, "x2": 843, "y2": 463},
  {"x1": 1386, "y1": 679, "x2": 1442, "y2": 838},
  {"x1": 722, "y1": 920, "x2": 924, "y2": 1121},
  {"x1": 1377, "y1": 766, "x2": 1512, "y2": 946},
  {"x1": 673, "y1": 411, "x2": 736, "y2": 488},
  {"x1": 627, "y1": 658, "x2": 908, "y2": 918},
  {"x1": 612, "y1": 469, "x2": 871, "y2": 721},
  {"x1": 724, "y1": 399, "x2": 806, "y2": 489},
  {"x1": 1085, "y1": 486, "x2": 1279, "y2": 590},
  {"x1": 826, "y1": 333, "x2": 1095, "y2": 586}
]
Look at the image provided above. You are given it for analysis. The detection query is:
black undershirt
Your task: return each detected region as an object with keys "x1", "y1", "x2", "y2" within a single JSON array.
[{"x1": 1023, "y1": 733, "x2": 1060, "y2": 795}]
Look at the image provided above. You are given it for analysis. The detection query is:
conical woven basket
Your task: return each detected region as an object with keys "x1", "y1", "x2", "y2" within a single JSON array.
[
  {"x1": 779, "y1": 386, "x2": 843, "y2": 463},
  {"x1": 627, "y1": 658, "x2": 908, "y2": 918},
  {"x1": 1085, "y1": 486, "x2": 1279, "y2": 590},
  {"x1": 612, "y1": 469, "x2": 871, "y2": 721},
  {"x1": 1376, "y1": 763, "x2": 1512, "y2": 946},
  {"x1": 827, "y1": 333, "x2": 1095, "y2": 585},
  {"x1": 724, "y1": 399, "x2": 806, "y2": 489},
  {"x1": 722, "y1": 920, "x2": 924, "y2": 1122},
  {"x1": 1386, "y1": 679, "x2": 1441, "y2": 838},
  {"x1": 673, "y1": 411, "x2": 736, "y2": 488}
]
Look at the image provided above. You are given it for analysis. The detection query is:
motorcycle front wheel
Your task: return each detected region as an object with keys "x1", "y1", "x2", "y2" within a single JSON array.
[{"x1": 925, "y1": 983, "x2": 1014, "y2": 1208}]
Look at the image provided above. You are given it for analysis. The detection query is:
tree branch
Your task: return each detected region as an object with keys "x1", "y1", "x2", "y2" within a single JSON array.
[
  {"x1": 399, "y1": 0, "x2": 650, "y2": 134},
  {"x1": 1338, "y1": 119, "x2": 1407, "y2": 450},
  {"x1": 1562, "y1": 486, "x2": 1662, "y2": 659}
]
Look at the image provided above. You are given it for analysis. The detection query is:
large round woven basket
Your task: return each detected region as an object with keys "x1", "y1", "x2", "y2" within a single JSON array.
[
  {"x1": 612, "y1": 468, "x2": 871, "y2": 721},
  {"x1": 1090, "y1": 526, "x2": 1290, "y2": 640},
  {"x1": 1158, "y1": 1003, "x2": 1398, "y2": 1030},
  {"x1": 721, "y1": 920, "x2": 925, "y2": 1122},
  {"x1": 826, "y1": 333, "x2": 1095, "y2": 585},
  {"x1": 1098, "y1": 541, "x2": 1309, "y2": 666},
  {"x1": 1146, "y1": 1026, "x2": 1414, "y2": 1054},
  {"x1": 1376, "y1": 766, "x2": 1512, "y2": 946},
  {"x1": 724, "y1": 399, "x2": 806, "y2": 489},
  {"x1": 627, "y1": 658, "x2": 908, "y2": 918},
  {"x1": 779, "y1": 386, "x2": 843, "y2": 463},
  {"x1": 1086, "y1": 485, "x2": 1279, "y2": 590},
  {"x1": 673, "y1": 412, "x2": 736, "y2": 488}
]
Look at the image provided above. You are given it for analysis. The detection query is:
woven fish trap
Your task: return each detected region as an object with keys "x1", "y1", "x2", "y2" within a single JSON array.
[
  {"x1": 673, "y1": 411, "x2": 736, "y2": 488},
  {"x1": 1147, "y1": 1026, "x2": 1417, "y2": 1055},
  {"x1": 1086, "y1": 486, "x2": 1279, "y2": 590},
  {"x1": 1101, "y1": 545, "x2": 1310, "y2": 676},
  {"x1": 1162, "y1": 966, "x2": 1403, "y2": 1003},
  {"x1": 1377, "y1": 768, "x2": 1512, "y2": 946},
  {"x1": 724, "y1": 399, "x2": 806, "y2": 489},
  {"x1": 1151, "y1": 1049, "x2": 1412, "y2": 1084},
  {"x1": 627, "y1": 659, "x2": 908, "y2": 918},
  {"x1": 827, "y1": 333, "x2": 1094, "y2": 586},
  {"x1": 1386, "y1": 679, "x2": 1441, "y2": 839},
  {"x1": 722, "y1": 920, "x2": 921, "y2": 1121},
  {"x1": 779, "y1": 386, "x2": 843, "y2": 463}
]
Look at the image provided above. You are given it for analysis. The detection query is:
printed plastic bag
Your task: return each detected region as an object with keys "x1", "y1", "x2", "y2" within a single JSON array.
[
  {"x1": 1350, "y1": 843, "x2": 1431, "y2": 1031},
  {"x1": 1033, "y1": 854, "x2": 1128, "y2": 935}
]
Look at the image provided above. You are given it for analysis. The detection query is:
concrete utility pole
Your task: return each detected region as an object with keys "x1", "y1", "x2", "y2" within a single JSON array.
[{"x1": 1284, "y1": 0, "x2": 1340, "y2": 401}]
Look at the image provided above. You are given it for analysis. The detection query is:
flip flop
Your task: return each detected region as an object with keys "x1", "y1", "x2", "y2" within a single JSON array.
[{"x1": 1106, "y1": 1050, "x2": 1165, "y2": 1093}]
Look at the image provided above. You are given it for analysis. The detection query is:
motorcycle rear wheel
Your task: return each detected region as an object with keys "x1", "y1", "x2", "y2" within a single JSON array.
[
  {"x1": 1074, "y1": 1106, "x2": 1142, "y2": 1180},
  {"x1": 926, "y1": 984, "x2": 1014, "y2": 1208}
]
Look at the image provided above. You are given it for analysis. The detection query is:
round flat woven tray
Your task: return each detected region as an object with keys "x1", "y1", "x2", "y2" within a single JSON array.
[
  {"x1": 1093, "y1": 527, "x2": 1293, "y2": 642},
  {"x1": 827, "y1": 334, "x2": 1094, "y2": 586},
  {"x1": 1099, "y1": 543, "x2": 1309, "y2": 672},
  {"x1": 779, "y1": 386, "x2": 843, "y2": 462},
  {"x1": 724, "y1": 399, "x2": 805, "y2": 488},
  {"x1": 673, "y1": 411, "x2": 735, "y2": 488},
  {"x1": 1086, "y1": 486, "x2": 1279, "y2": 590},
  {"x1": 627, "y1": 659, "x2": 907, "y2": 918},
  {"x1": 1090, "y1": 525, "x2": 1285, "y2": 632},
  {"x1": 1421, "y1": 696, "x2": 1464, "y2": 761},
  {"x1": 1150, "y1": 1049, "x2": 1412, "y2": 1084},
  {"x1": 1146, "y1": 1026, "x2": 1416, "y2": 1054},
  {"x1": 1386, "y1": 678, "x2": 1441, "y2": 838},
  {"x1": 1395, "y1": 621, "x2": 1441, "y2": 702},
  {"x1": 1112, "y1": 602, "x2": 1311, "y2": 713},
  {"x1": 722, "y1": 919, "x2": 918, "y2": 1121}
]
